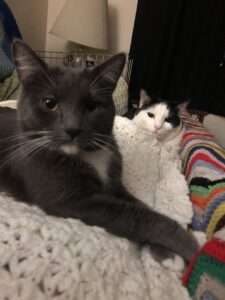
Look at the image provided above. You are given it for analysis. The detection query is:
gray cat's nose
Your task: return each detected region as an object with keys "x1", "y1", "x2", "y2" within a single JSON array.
[{"x1": 64, "y1": 128, "x2": 82, "y2": 140}]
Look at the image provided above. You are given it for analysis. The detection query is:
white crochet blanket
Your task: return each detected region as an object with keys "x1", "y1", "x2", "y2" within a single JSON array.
[{"x1": 0, "y1": 110, "x2": 193, "y2": 300}]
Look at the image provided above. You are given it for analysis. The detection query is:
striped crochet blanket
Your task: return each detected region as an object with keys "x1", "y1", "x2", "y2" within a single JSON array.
[
  {"x1": 183, "y1": 238, "x2": 225, "y2": 299},
  {"x1": 180, "y1": 116, "x2": 225, "y2": 238},
  {"x1": 180, "y1": 115, "x2": 225, "y2": 300}
]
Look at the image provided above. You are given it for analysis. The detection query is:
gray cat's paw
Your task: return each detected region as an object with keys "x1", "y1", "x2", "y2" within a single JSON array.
[
  {"x1": 193, "y1": 231, "x2": 207, "y2": 247},
  {"x1": 161, "y1": 254, "x2": 185, "y2": 272}
]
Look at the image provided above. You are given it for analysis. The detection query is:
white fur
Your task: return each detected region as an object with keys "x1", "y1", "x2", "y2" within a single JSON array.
[
  {"x1": 0, "y1": 110, "x2": 192, "y2": 300},
  {"x1": 162, "y1": 255, "x2": 185, "y2": 273},
  {"x1": 193, "y1": 231, "x2": 207, "y2": 246},
  {"x1": 133, "y1": 103, "x2": 184, "y2": 156},
  {"x1": 61, "y1": 144, "x2": 111, "y2": 183},
  {"x1": 60, "y1": 144, "x2": 79, "y2": 155},
  {"x1": 80, "y1": 148, "x2": 111, "y2": 183},
  {"x1": 134, "y1": 103, "x2": 172, "y2": 136}
]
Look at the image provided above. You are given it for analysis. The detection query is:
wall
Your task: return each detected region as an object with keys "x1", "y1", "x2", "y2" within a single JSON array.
[
  {"x1": 45, "y1": 0, "x2": 70, "y2": 52},
  {"x1": 46, "y1": 0, "x2": 138, "y2": 53},
  {"x1": 108, "y1": 0, "x2": 137, "y2": 53},
  {"x1": 6, "y1": 0, "x2": 138, "y2": 53},
  {"x1": 6, "y1": 0, "x2": 48, "y2": 50}
]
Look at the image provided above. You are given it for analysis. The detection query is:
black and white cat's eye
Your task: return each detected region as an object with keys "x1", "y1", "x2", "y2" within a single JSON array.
[
  {"x1": 86, "y1": 101, "x2": 98, "y2": 112},
  {"x1": 147, "y1": 112, "x2": 155, "y2": 118},
  {"x1": 43, "y1": 98, "x2": 59, "y2": 112},
  {"x1": 165, "y1": 117, "x2": 172, "y2": 123}
]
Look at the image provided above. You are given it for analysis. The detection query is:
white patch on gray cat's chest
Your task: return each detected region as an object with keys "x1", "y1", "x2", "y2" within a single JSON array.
[
  {"x1": 61, "y1": 144, "x2": 79, "y2": 155},
  {"x1": 80, "y1": 148, "x2": 111, "y2": 183}
]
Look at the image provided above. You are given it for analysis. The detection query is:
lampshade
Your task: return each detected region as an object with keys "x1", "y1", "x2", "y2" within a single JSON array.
[{"x1": 50, "y1": 0, "x2": 108, "y2": 50}]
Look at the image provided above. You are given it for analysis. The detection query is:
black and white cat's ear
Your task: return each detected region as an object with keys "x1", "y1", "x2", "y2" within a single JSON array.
[
  {"x1": 12, "y1": 39, "x2": 49, "y2": 85},
  {"x1": 91, "y1": 53, "x2": 126, "y2": 89},
  {"x1": 139, "y1": 89, "x2": 151, "y2": 108},
  {"x1": 177, "y1": 101, "x2": 190, "y2": 113}
]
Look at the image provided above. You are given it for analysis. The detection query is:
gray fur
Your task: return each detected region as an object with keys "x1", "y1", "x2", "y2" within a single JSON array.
[{"x1": 0, "y1": 41, "x2": 199, "y2": 264}]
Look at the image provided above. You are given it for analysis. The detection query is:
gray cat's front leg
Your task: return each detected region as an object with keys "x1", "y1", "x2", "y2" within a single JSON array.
[
  {"x1": 46, "y1": 193, "x2": 199, "y2": 262},
  {"x1": 150, "y1": 244, "x2": 185, "y2": 273}
]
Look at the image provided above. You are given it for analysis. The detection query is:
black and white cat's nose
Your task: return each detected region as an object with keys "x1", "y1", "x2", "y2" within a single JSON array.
[{"x1": 64, "y1": 128, "x2": 82, "y2": 140}]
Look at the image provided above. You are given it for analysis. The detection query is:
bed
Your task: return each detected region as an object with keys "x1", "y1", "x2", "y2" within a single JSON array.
[
  {"x1": 0, "y1": 100, "x2": 224, "y2": 300},
  {"x1": 180, "y1": 114, "x2": 225, "y2": 299},
  {"x1": 1, "y1": 4, "x2": 225, "y2": 299}
]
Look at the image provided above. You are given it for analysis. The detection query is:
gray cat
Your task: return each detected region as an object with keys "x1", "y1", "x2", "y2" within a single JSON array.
[{"x1": 0, "y1": 41, "x2": 198, "y2": 269}]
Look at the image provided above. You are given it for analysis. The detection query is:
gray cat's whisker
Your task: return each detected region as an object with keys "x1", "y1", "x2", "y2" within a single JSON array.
[
  {"x1": 0, "y1": 41, "x2": 198, "y2": 265},
  {"x1": 0, "y1": 142, "x2": 34, "y2": 169},
  {"x1": 19, "y1": 139, "x2": 51, "y2": 163},
  {"x1": 91, "y1": 142, "x2": 121, "y2": 165},
  {"x1": 0, "y1": 137, "x2": 51, "y2": 170},
  {"x1": 93, "y1": 132, "x2": 111, "y2": 138},
  {"x1": 89, "y1": 72, "x2": 104, "y2": 91},
  {"x1": 91, "y1": 87, "x2": 114, "y2": 95},
  {"x1": 2, "y1": 139, "x2": 39, "y2": 153},
  {"x1": 92, "y1": 137, "x2": 118, "y2": 151},
  {"x1": 91, "y1": 140, "x2": 120, "y2": 162},
  {"x1": 0, "y1": 131, "x2": 51, "y2": 143},
  {"x1": 3, "y1": 136, "x2": 50, "y2": 152},
  {"x1": 11, "y1": 139, "x2": 51, "y2": 171}
]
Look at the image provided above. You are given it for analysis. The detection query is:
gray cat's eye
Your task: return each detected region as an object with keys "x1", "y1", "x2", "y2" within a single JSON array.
[
  {"x1": 86, "y1": 101, "x2": 98, "y2": 112},
  {"x1": 43, "y1": 98, "x2": 59, "y2": 112},
  {"x1": 147, "y1": 112, "x2": 154, "y2": 118}
]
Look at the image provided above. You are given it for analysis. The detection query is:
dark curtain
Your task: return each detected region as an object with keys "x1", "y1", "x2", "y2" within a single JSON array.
[{"x1": 129, "y1": 0, "x2": 225, "y2": 116}]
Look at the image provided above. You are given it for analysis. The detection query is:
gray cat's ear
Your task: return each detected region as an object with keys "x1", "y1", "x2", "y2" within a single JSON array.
[
  {"x1": 139, "y1": 89, "x2": 151, "y2": 108},
  {"x1": 177, "y1": 101, "x2": 190, "y2": 113},
  {"x1": 12, "y1": 39, "x2": 49, "y2": 85},
  {"x1": 91, "y1": 53, "x2": 126, "y2": 88}
]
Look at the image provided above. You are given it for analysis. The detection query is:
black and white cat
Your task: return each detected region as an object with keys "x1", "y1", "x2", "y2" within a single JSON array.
[
  {"x1": 0, "y1": 41, "x2": 198, "y2": 269},
  {"x1": 134, "y1": 89, "x2": 187, "y2": 153}
]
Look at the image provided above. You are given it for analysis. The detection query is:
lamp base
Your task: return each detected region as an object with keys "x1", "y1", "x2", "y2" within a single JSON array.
[{"x1": 63, "y1": 47, "x2": 95, "y2": 68}]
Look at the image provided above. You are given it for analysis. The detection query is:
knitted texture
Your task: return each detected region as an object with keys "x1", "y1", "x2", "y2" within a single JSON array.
[
  {"x1": 112, "y1": 77, "x2": 128, "y2": 116},
  {"x1": 183, "y1": 238, "x2": 225, "y2": 300},
  {"x1": 180, "y1": 116, "x2": 225, "y2": 238},
  {"x1": 0, "y1": 70, "x2": 20, "y2": 101},
  {"x1": 0, "y1": 113, "x2": 192, "y2": 300}
]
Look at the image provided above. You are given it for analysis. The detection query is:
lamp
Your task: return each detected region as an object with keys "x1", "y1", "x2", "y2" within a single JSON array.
[{"x1": 50, "y1": 0, "x2": 108, "y2": 67}]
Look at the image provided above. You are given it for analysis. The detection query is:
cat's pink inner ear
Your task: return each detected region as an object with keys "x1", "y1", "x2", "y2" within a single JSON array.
[
  {"x1": 178, "y1": 101, "x2": 189, "y2": 113},
  {"x1": 139, "y1": 89, "x2": 151, "y2": 108},
  {"x1": 139, "y1": 98, "x2": 145, "y2": 108}
]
